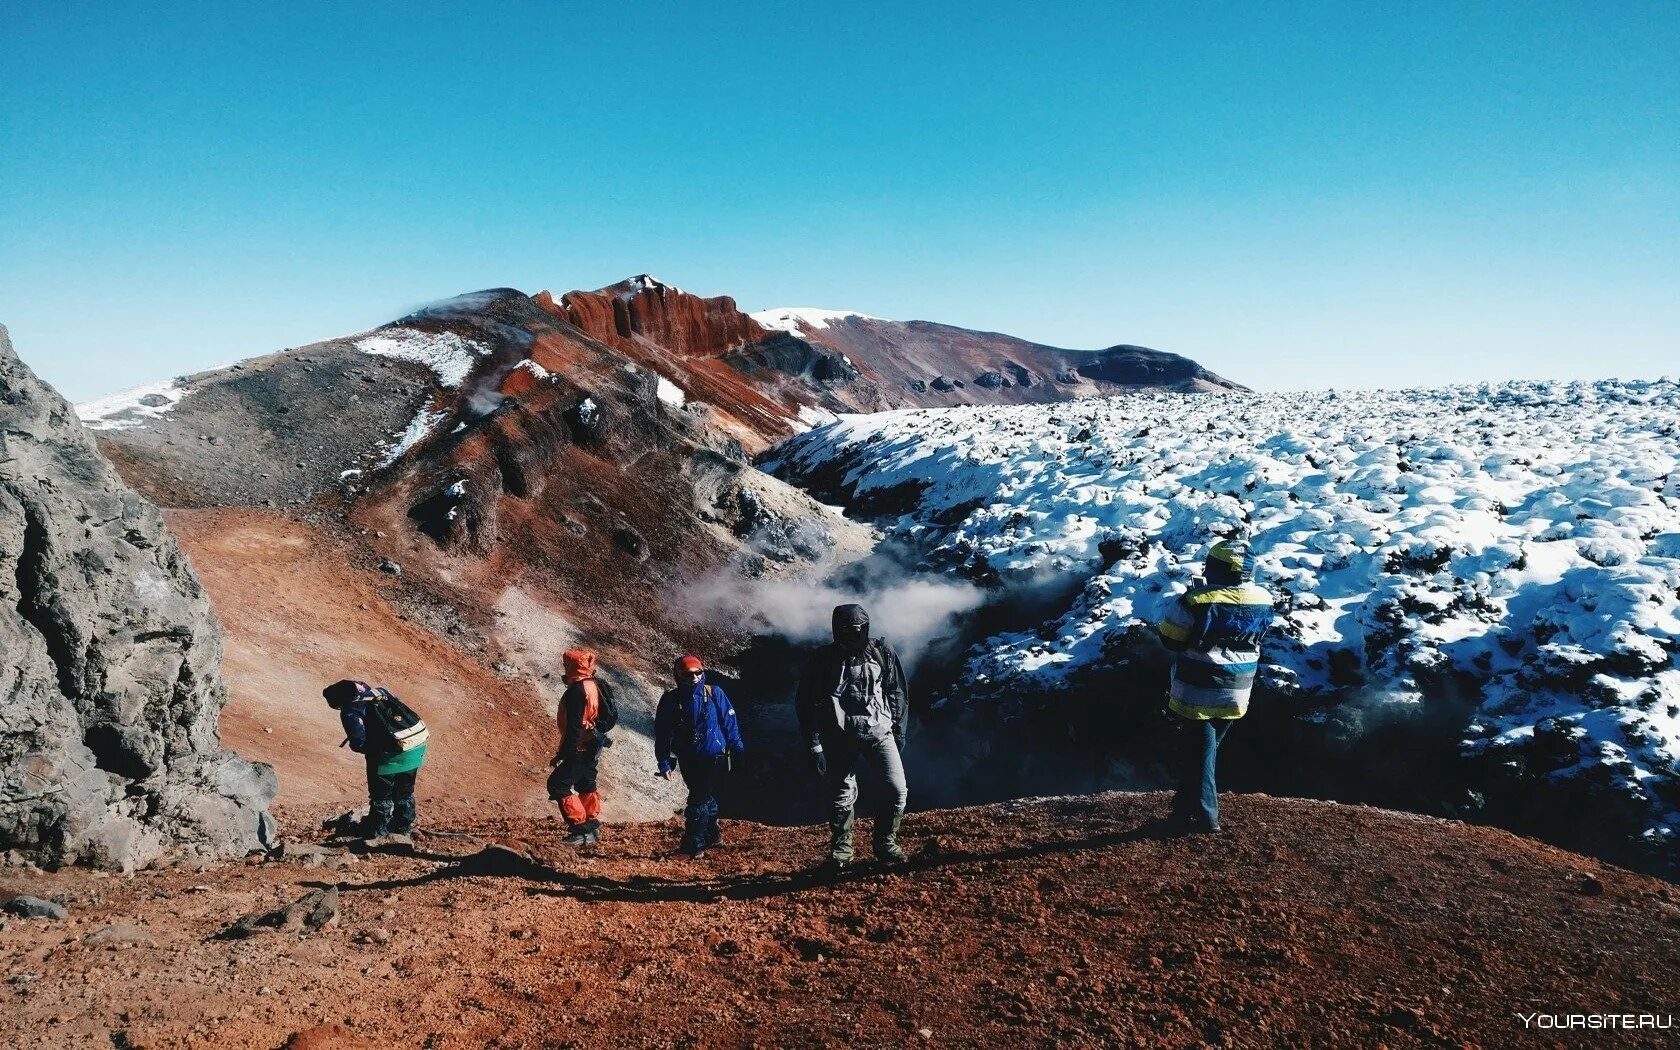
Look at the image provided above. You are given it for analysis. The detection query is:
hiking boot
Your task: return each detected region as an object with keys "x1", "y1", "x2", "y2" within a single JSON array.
[
  {"x1": 584, "y1": 828, "x2": 602, "y2": 847},
  {"x1": 817, "y1": 856, "x2": 851, "y2": 877},
  {"x1": 827, "y1": 809, "x2": 855, "y2": 866},
  {"x1": 386, "y1": 833, "x2": 414, "y2": 850},
  {"x1": 874, "y1": 839, "x2": 908, "y2": 864},
  {"x1": 873, "y1": 808, "x2": 907, "y2": 863},
  {"x1": 562, "y1": 826, "x2": 591, "y2": 847},
  {"x1": 689, "y1": 846, "x2": 707, "y2": 860}
]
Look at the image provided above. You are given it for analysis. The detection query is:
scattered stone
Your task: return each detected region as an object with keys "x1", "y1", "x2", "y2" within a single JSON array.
[
  {"x1": 1576, "y1": 874, "x2": 1605, "y2": 896},
  {"x1": 2, "y1": 896, "x2": 67, "y2": 920},
  {"x1": 86, "y1": 923, "x2": 156, "y2": 949},
  {"x1": 221, "y1": 887, "x2": 340, "y2": 939},
  {"x1": 379, "y1": 559, "x2": 403, "y2": 576},
  {"x1": 279, "y1": 840, "x2": 349, "y2": 868}
]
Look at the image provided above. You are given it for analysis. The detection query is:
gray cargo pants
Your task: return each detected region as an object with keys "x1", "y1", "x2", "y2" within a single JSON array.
[{"x1": 823, "y1": 730, "x2": 908, "y2": 861}]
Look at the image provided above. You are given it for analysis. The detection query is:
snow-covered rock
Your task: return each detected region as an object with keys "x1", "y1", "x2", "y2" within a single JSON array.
[
  {"x1": 770, "y1": 380, "x2": 1680, "y2": 850},
  {"x1": 751, "y1": 307, "x2": 888, "y2": 334}
]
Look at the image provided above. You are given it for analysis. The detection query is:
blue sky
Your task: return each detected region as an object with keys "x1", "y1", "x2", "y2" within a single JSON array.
[{"x1": 2, "y1": 2, "x2": 1675, "y2": 401}]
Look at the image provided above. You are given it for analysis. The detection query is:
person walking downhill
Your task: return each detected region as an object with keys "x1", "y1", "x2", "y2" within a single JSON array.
[
  {"x1": 322, "y1": 679, "x2": 429, "y2": 847},
  {"x1": 654, "y1": 655, "x2": 746, "y2": 859},
  {"x1": 796, "y1": 603, "x2": 911, "y2": 872},
  {"x1": 1155, "y1": 538, "x2": 1274, "y2": 834},
  {"x1": 548, "y1": 649, "x2": 618, "y2": 848}
]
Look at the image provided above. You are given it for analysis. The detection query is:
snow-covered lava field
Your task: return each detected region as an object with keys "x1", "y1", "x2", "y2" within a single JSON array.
[{"x1": 771, "y1": 379, "x2": 1680, "y2": 864}]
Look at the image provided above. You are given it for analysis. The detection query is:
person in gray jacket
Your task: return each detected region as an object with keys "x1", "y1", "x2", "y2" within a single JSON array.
[{"x1": 796, "y1": 603, "x2": 910, "y2": 870}]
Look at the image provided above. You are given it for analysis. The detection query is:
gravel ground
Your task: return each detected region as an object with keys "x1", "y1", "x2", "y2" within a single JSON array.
[{"x1": 1, "y1": 792, "x2": 1676, "y2": 1049}]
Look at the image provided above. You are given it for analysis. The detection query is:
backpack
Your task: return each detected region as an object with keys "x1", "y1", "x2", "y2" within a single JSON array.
[
  {"x1": 592, "y1": 679, "x2": 619, "y2": 734},
  {"x1": 577, "y1": 679, "x2": 619, "y2": 743},
  {"x1": 366, "y1": 688, "x2": 429, "y2": 753}
]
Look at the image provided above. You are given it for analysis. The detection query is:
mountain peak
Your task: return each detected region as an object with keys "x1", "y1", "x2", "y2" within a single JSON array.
[
  {"x1": 751, "y1": 307, "x2": 890, "y2": 334},
  {"x1": 614, "y1": 273, "x2": 687, "y2": 299}
]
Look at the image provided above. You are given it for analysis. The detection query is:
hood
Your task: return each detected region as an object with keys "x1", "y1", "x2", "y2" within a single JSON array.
[
  {"x1": 832, "y1": 603, "x2": 871, "y2": 655},
  {"x1": 562, "y1": 649, "x2": 597, "y2": 684}
]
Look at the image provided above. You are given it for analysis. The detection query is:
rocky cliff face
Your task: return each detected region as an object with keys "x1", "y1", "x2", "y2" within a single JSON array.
[
  {"x1": 0, "y1": 325, "x2": 275, "y2": 870},
  {"x1": 546, "y1": 275, "x2": 768, "y2": 359}
]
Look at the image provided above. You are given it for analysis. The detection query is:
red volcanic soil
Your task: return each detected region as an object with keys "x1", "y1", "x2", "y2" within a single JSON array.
[
  {"x1": 2, "y1": 793, "x2": 1675, "y2": 1048},
  {"x1": 168, "y1": 508, "x2": 558, "y2": 823}
]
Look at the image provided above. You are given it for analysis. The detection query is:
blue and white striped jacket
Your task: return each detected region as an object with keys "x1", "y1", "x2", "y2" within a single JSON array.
[{"x1": 1157, "y1": 580, "x2": 1274, "y2": 719}]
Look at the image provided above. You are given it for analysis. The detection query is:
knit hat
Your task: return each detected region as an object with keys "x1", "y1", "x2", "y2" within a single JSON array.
[
  {"x1": 1205, "y1": 539, "x2": 1252, "y2": 581},
  {"x1": 322, "y1": 679, "x2": 368, "y2": 709}
]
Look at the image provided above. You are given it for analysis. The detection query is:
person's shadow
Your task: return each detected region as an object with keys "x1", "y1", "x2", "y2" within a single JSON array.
[{"x1": 306, "y1": 818, "x2": 1176, "y2": 905}]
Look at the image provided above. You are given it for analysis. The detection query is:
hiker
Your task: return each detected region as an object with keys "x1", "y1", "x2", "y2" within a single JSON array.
[
  {"x1": 322, "y1": 679, "x2": 429, "y2": 845},
  {"x1": 1155, "y1": 538, "x2": 1274, "y2": 834},
  {"x1": 654, "y1": 655, "x2": 746, "y2": 858},
  {"x1": 795, "y1": 603, "x2": 911, "y2": 870},
  {"x1": 549, "y1": 649, "x2": 618, "y2": 847}
]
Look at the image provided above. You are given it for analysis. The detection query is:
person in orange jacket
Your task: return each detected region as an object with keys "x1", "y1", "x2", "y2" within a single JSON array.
[{"x1": 547, "y1": 649, "x2": 618, "y2": 847}]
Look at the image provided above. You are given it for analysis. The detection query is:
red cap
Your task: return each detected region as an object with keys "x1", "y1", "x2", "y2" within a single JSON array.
[{"x1": 676, "y1": 655, "x2": 705, "y2": 673}]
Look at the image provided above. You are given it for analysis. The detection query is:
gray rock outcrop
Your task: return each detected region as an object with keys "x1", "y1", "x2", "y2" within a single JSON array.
[{"x1": 0, "y1": 324, "x2": 276, "y2": 870}]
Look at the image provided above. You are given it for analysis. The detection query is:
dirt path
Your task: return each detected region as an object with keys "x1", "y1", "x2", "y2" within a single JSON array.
[{"x1": 2, "y1": 793, "x2": 1675, "y2": 1048}]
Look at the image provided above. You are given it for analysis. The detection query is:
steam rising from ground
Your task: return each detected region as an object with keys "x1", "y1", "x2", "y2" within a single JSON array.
[{"x1": 686, "y1": 572, "x2": 985, "y2": 672}]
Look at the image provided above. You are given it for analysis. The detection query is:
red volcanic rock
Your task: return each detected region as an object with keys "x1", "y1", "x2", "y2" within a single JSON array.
[{"x1": 547, "y1": 275, "x2": 768, "y2": 359}]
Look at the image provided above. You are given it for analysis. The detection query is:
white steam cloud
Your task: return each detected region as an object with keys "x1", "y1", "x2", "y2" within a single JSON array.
[{"x1": 685, "y1": 572, "x2": 986, "y2": 671}]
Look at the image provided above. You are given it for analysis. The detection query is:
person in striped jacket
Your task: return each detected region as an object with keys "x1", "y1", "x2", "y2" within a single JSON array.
[{"x1": 1156, "y1": 538, "x2": 1274, "y2": 834}]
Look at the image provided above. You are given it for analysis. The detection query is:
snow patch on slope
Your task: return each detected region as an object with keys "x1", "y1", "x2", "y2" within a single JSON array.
[
  {"x1": 377, "y1": 404, "x2": 450, "y2": 467},
  {"x1": 656, "y1": 376, "x2": 687, "y2": 408},
  {"x1": 355, "y1": 328, "x2": 489, "y2": 389},
  {"x1": 752, "y1": 307, "x2": 888, "y2": 334},
  {"x1": 773, "y1": 380, "x2": 1680, "y2": 843},
  {"x1": 76, "y1": 380, "x2": 189, "y2": 431}
]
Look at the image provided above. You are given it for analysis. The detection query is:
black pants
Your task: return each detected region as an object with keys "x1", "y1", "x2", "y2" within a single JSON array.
[
  {"x1": 547, "y1": 744, "x2": 601, "y2": 798},
  {"x1": 547, "y1": 744, "x2": 603, "y2": 829},
  {"x1": 677, "y1": 753, "x2": 727, "y2": 851},
  {"x1": 366, "y1": 764, "x2": 417, "y2": 836}
]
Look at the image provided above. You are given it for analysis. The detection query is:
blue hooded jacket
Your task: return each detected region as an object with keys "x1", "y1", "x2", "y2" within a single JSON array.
[{"x1": 654, "y1": 675, "x2": 745, "y2": 774}]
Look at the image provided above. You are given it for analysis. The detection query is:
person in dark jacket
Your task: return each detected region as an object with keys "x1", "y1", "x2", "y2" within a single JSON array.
[
  {"x1": 323, "y1": 679, "x2": 427, "y2": 845},
  {"x1": 654, "y1": 655, "x2": 746, "y2": 858},
  {"x1": 548, "y1": 649, "x2": 612, "y2": 847},
  {"x1": 795, "y1": 604, "x2": 910, "y2": 870},
  {"x1": 1155, "y1": 538, "x2": 1274, "y2": 834}
]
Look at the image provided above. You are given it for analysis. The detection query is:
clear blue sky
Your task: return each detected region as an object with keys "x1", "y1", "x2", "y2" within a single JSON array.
[{"x1": 3, "y1": 2, "x2": 1675, "y2": 401}]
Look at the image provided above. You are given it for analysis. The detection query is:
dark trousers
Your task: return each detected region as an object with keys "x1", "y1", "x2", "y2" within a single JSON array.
[
  {"x1": 677, "y1": 754, "x2": 727, "y2": 851},
  {"x1": 548, "y1": 745, "x2": 602, "y2": 829},
  {"x1": 366, "y1": 764, "x2": 417, "y2": 836},
  {"x1": 1171, "y1": 718, "x2": 1233, "y2": 828}
]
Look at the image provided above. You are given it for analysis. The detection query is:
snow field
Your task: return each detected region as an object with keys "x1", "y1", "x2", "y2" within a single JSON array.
[{"x1": 772, "y1": 380, "x2": 1680, "y2": 842}]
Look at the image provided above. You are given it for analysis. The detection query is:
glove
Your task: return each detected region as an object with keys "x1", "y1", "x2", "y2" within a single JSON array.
[
  {"x1": 549, "y1": 752, "x2": 564, "y2": 768},
  {"x1": 811, "y1": 750, "x2": 827, "y2": 778}
]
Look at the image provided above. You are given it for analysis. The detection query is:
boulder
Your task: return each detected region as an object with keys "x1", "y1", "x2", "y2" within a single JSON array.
[
  {"x1": 1, "y1": 895, "x2": 66, "y2": 919},
  {"x1": 0, "y1": 325, "x2": 276, "y2": 871}
]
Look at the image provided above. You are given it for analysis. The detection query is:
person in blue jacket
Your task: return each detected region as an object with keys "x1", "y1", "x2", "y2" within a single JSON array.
[{"x1": 654, "y1": 655, "x2": 745, "y2": 858}]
